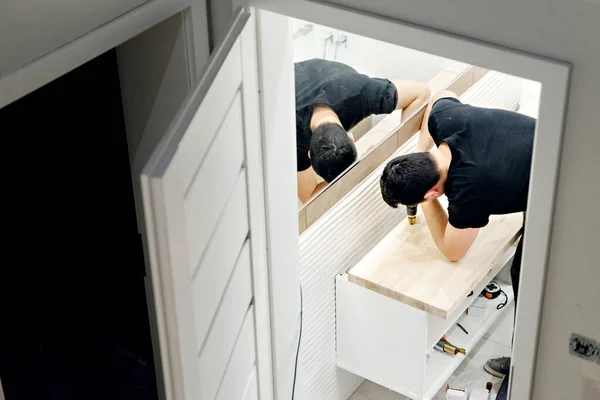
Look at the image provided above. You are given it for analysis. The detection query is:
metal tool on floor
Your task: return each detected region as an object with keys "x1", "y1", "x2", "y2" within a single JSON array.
[
  {"x1": 435, "y1": 336, "x2": 466, "y2": 355},
  {"x1": 443, "y1": 335, "x2": 466, "y2": 354},
  {"x1": 457, "y1": 323, "x2": 469, "y2": 335},
  {"x1": 435, "y1": 338, "x2": 459, "y2": 355}
]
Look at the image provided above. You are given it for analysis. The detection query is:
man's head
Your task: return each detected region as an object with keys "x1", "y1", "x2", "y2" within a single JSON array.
[
  {"x1": 309, "y1": 122, "x2": 357, "y2": 183},
  {"x1": 380, "y1": 152, "x2": 443, "y2": 208}
]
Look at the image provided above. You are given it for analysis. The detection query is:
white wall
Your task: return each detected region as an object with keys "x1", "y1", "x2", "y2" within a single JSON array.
[
  {"x1": 291, "y1": 18, "x2": 469, "y2": 135},
  {"x1": 208, "y1": 0, "x2": 234, "y2": 50},
  {"x1": 291, "y1": 18, "x2": 468, "y2": 83}
]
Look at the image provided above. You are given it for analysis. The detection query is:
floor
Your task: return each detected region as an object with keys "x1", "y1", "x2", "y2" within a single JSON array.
[{"x1": 349, "y1": 302, "x2": 515, "y2": 400}]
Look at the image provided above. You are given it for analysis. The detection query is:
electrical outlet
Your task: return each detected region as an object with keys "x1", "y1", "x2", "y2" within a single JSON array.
[{"x1": 569, "y1": 333, "x2": 598, "y2": 362}]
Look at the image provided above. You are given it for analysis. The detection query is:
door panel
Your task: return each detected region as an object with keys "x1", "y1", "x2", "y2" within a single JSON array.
[
  {"x1": 198, "y1": 243, "x2": 253, "y2": 358},
  {"x1": 199, "y1": 303, "x2": 255, "y2": 399},
  {"x1": 177, "y1": 42, "x2": 243, "y2": 191},
  {"x1": 192, "y1": 175, "x2": 249, "y2": 346},
  {"x1": 185, "y1": 92, "x2": 246, "y2": 271},
  {"x1": 140, "y1": 8, "x2": 271, "y2": 400},
  {"x1": 243, "y1": 369, "x2": 260, "y2": 400},
  {"x1": 215, "y1": 309, "x2": 258, "y2": 400}
]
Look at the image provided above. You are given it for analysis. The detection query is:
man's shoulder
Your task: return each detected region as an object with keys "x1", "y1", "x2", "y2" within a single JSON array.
[
  {"x1": 430, "y1": 97, "x2": 466, "y2": 118},
  {"x1": 428, "y1": 98, "x2": 469, "y2": 144}
]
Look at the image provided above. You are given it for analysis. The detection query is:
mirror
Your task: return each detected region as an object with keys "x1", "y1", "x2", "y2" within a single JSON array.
[{"x1": 292, "y1": 18, "x2": 483, "y2": 232}]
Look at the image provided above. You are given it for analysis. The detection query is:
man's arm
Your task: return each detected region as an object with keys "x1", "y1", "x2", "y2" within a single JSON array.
[
  {"x1": 421, "y1": 200, "x2": 479, "y2": 262},
  {"x1": 416, "y1": 89, "x2": 459, "y2": 152},
  {"x1": 391, "y1": 80, "x2": 431, "y2": 122},
  {"x1": 297, "y1": 167, "x2": 328, "y2": 204},
  {"x1": 417, "y1": 89, "x2": 476, "y2": 261}
]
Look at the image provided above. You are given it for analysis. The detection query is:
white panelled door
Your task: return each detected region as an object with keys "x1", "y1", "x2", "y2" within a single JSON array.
[{"x1": 140, "y1": 8, "x2": 273, "y2": 400}]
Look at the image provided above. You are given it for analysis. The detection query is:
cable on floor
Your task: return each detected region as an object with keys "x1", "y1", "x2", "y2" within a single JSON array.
[{"x1": 291, "y1": 285, "x2": 303, "y2": 400}]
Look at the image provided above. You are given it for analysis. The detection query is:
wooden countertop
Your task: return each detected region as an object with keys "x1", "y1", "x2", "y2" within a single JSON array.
[{"x1": 347, "y1": 197, "x2": 523, "y2": 318}]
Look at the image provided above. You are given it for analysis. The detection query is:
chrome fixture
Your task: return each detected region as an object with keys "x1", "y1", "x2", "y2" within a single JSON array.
[{"x1": 335, "y1": 34, "x2": 348, "y2": 48}]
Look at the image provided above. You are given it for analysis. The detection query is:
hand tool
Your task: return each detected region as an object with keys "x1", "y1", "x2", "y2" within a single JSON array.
[
  {"x1": 435, "y1": 336, "x2": 466, "y2": 355},
  {"x1": 482, "y1": 281, "x2": 501, "y2": 299}
]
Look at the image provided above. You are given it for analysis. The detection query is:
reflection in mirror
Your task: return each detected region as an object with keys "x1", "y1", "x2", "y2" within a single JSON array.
[{"x1": 292, "y1": 17, "x2": 471, "y2": 212}]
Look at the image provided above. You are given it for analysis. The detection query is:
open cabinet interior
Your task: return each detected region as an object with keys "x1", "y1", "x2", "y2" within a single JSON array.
[{"x1": 0, "y1": 10, "x2": 192, "y2": 399}]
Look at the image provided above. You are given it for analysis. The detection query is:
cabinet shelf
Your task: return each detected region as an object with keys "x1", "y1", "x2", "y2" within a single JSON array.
[{"x1": 424, "y1": 282, "x2": 514, "y2": 400}]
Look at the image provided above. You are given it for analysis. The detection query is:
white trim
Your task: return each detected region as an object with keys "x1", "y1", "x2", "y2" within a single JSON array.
[
  {"x1": 240, "y1": 8, "x2": 275, "y2": 399},
  {"x1": 249, "y1": 1, "x2": 570, "y2": 399},
  {"x1": 0, "y1": 0, "x2": 192, "y2": 109},
  {"x1": 179, "y1": 7, "x2": 198, "y2": 89},
  {"x1": 255, "y1": 8, "x2": 302, "y2": 400}
]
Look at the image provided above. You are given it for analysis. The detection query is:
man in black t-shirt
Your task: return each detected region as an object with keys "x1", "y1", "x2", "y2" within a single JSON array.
[
  {"x1": 295, "y1": 59, "x2": 431, "y2": 203},
  {"x1": 380, "y1": 90, "x2": 535, "y2": 387}
]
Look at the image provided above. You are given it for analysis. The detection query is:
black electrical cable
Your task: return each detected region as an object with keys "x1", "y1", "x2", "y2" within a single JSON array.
[
  {"x1": 291, "y1": 285, "x2": 303, "y2": 400},
  {"x1": 496, "y1": 287, "x2": 508, "y2": 310}
]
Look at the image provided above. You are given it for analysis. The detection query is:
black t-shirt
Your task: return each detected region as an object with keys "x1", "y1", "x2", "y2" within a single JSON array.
[
  {"x1": 295, "y1": 59, "x2": 398, "y2": 171},
  {"x1": 428, "y1": 97, "x2": 535, "y2": 229}
]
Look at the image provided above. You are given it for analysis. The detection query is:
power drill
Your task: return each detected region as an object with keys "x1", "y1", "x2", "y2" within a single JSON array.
[{"x1": 407, "y1": 205, "x2": 417, "y2": 225}]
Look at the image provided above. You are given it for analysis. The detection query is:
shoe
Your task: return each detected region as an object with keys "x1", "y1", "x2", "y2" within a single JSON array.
[{"x1": 484, "y1": 357, "x2": 511, "y2": 378}]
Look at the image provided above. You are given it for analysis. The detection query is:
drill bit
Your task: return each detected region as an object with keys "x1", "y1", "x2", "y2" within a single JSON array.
[{"x1": 407, "y1": 205, "x2": 417, "y2": 225}]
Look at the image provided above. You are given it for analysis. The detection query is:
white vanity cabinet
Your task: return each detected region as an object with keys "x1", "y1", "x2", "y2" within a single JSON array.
[{"x1": 336, "y1": 207, "x2": 523, "y2": 399}]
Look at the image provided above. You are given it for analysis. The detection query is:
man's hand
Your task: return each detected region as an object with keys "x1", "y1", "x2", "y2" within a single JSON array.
[{"x1": 421, "y1": 199, "x2": 479, "y2": 262}]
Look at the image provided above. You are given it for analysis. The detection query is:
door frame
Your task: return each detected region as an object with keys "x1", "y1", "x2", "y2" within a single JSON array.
[
  {"x1": 251, "y1": 1, "x2": 570, "y2": 399},
  {"x1": 253, "y1": 8, "x2": 303, "y2": 400}
]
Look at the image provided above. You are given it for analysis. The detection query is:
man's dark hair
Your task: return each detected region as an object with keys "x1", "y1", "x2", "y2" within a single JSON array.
[
  {"x1": 380, "y1": 153, "x2": 441, "y2": 208},
  {"x1": 309, "y1": 122, "x2": 357, "y2": 183}
]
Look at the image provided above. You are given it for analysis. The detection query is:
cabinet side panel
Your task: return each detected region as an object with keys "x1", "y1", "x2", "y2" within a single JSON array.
[{"x1": 336, "y1": 276, "x2": 427, "y2": 399}]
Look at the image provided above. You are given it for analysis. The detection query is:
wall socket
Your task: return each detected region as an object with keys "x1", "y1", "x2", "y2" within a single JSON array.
[{"x1": 569, "y1": 333, "x2": 598, "y2": 363}]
